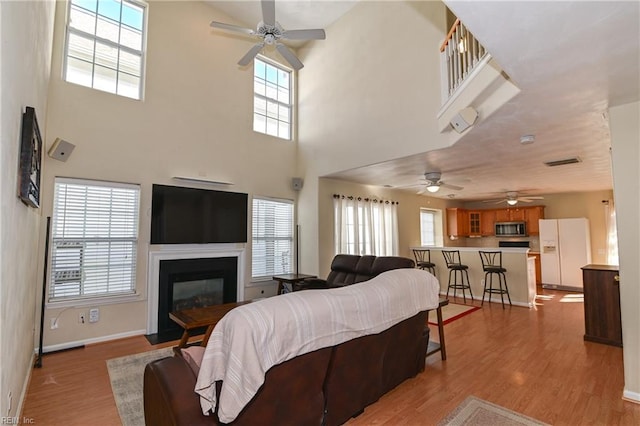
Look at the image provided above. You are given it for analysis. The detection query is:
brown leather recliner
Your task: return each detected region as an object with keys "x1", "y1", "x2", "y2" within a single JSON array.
[{"x1": 294, "y1": 254, "x2": 415, "y2": 291}]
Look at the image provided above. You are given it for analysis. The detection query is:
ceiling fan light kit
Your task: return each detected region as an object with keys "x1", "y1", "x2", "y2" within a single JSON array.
[{"x1": 209, "y1": 0, "x2": 326, "y2": 71}]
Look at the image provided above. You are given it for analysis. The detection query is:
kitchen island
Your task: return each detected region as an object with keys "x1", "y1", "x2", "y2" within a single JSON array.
[{"x1": 413, "y1": 247, "x2": 537, "y2": 308}]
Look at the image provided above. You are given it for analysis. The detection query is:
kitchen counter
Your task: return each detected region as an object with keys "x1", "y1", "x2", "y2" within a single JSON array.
[{"x1": 412, "y1": 246, "x2": 537, "y2": 308}]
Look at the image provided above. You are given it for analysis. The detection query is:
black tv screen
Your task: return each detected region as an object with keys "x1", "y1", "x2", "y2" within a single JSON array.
[{"x1": 151, "y1": 184, "x2": 248, "y2": 244}]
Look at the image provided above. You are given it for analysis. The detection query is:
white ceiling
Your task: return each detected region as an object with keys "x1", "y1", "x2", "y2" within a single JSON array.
[{"x1": 208, "y1": 1, "x2": 640, "y2": 202}]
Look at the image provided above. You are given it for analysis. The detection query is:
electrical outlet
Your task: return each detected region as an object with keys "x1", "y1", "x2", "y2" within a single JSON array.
[
  {"x1": 79, "y1": 313, "x2": 85, "y2": 324},
  {"x1": 89, "y1": 308, "x2": 99, "y2": 323},
  {"x1": 50, "y1": 318, "x2": 58, "y2": 329}
]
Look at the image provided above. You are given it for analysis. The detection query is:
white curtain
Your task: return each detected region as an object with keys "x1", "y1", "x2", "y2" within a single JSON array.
[
  {"x1": 334, "y1": 195, "x2": 399, "y2": 256},
  {"x1": 604, "y1": 200, "x2": 619, "y2": 265}
]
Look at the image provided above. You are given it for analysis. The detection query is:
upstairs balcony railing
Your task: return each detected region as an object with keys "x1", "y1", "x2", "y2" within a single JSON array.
[{"x1": 440, "y1": 19, "x2": 487, "y2": 99}]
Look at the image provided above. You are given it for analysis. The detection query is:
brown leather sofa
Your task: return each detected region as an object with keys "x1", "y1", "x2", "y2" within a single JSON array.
[
  {"x1": 294, "y1": 254, "x2": 415, "y2": 291},
  {"x1": 143, "y1": 310, "x2": 429, "y2": 426}
]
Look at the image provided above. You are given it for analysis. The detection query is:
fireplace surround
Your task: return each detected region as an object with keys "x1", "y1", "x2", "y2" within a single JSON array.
[{"x1": 147, "y1": 243, "x2": 246, "y2": 335}]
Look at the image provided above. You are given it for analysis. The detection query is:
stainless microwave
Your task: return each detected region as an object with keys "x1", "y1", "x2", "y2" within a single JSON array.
[{"x1": 495, "y1": 221, "x2": 527, "y2": 237}]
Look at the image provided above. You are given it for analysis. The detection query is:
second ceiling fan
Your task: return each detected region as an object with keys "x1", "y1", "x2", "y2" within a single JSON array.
[
  {"x1": 484, "y1": 191, "x2": 544, "y2": 206},
  {"x1": 209, "y1": 0, "x2": 326, "y2": 70}
]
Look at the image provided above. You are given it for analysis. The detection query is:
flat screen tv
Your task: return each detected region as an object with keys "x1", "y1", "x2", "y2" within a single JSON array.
[{"x1": 151, "y1": 184, "x2": 248, "y2": 244}]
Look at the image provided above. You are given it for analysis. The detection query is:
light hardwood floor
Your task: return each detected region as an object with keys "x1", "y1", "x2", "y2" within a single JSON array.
[{"x1": 22, "y1": 290, "x2": 640, "y2": 425}]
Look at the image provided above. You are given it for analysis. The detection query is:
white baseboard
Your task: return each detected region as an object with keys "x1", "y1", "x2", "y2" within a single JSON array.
[
  {"x1": 39, "y1": 329, "x2": 147, "y2": 353},
  {"x1": 17, "y1": 353, "x2": 35, "y2": 420},
  {"x1": 623, "y1": 389, "x2": 640, "y2": 404}
]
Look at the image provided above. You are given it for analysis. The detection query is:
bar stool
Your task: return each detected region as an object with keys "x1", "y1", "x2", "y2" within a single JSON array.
[
  {"x1": 442, "y1": 250, "x2": 473, "y2": 302},
  {"x1": 479, "y1": 251, "x2": 512, "y2": 309},
  {"x1": 412, "y1": 249, "x2": 436, "y2": 275}
]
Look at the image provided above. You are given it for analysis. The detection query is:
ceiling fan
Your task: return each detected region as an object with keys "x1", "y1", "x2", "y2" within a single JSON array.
[
  {"x1": 416, "y1": 172, "x2": 464, "y2": 194},
  {"x1": 484, "y1": 191, "x2": 544, "y2": 206},
  {"x1": 209, "y1": 0, "x2": 326, "y2": 71}
]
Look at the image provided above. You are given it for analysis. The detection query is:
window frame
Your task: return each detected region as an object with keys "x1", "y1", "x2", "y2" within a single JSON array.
[
  {"x1": 63, "y1": 0, "x2": 148, "y2": 100},
  {"x1": 251, "y1": 196, "x2": 295, "y2": 281},
  {"x1": 252, "y1": 56, "x2": 294, "y2": 140},
  {"x1": 420, "y1": 208, "x2": 444, "y2": 247},
  {"x1": 47, "y1": 177, "x2": 141, "y2": 307}
]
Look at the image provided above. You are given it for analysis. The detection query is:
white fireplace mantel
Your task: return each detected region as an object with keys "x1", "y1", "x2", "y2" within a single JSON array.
[{"x1": 146, "y1": 243, "x2": 246, "y2": 334}]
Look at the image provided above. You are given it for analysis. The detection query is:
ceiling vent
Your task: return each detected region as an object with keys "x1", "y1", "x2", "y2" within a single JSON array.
[{"x1": 544, "y1": 157, "x2": 582, "y2": 167}]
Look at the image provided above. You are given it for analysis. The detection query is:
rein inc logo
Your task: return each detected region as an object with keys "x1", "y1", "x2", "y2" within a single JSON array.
[{"x1": 1, "y1": 417, "x2": 34, "y2": 424}]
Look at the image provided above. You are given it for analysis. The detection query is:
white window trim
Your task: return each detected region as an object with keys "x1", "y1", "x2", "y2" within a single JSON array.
[
  {"x1": 251, "y1": 195, "x2": 295, "y2": 281},
  {"x1": 47, "y1": 177, "x2": 141, "y2": 306},
  {"x1": 253, "y1": 55, "x2": 294, "y2": 140},
  {"x1": 63, "y1": 0, "x2": 148, "y2": 100},
  {"x1": 420, "y1": 208, "x2": 444, "y2": 247}
]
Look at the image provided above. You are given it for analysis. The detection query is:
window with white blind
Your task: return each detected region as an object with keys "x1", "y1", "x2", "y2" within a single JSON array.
[
  {"x1": 420, "y1": 208, "x2": 444, "y2": 247},
  {"x1": 64, "y1": 0, "x2": 147, "y2": 100},
  {"x1": 49, "y1": 178, "x2": 140, "y2": 302},
  {"x1": 252, "y1": 197, "x2": 294, "y2": 279},
  {"x1": 253, "y1": 57, "x2": 292, "y2": 140}
]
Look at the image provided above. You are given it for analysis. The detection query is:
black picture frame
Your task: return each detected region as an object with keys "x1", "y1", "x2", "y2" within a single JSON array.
[{"x1": 18, "y1": 106, "x2": 42, "y2": 208}]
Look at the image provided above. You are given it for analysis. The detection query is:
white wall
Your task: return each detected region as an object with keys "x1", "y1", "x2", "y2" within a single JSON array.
[
  {"x1": 296, "y1": 1, "x2": 449, "y2": 273},
  {"x1": 39, "y1": 1, "x2": 297, "y2": 348},
  {"x1": 609, "y1": 101, "x2": 640, "y2": 402},
  {"x1": 0, "y1": 0, "x2": 55, "y2": 417}
]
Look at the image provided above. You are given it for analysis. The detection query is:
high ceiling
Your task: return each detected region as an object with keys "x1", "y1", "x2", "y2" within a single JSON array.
[{"x1": 209, "y1": 1, "x2": 640, "y2": 202}]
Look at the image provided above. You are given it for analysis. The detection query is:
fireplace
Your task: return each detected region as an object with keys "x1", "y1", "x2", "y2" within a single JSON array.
[
  {"x1": 147, "y1": 244, "x2": 246, "y2": 337},
  {"x1": 157, "y1": 257, "x2": 238, "y2": 336}
]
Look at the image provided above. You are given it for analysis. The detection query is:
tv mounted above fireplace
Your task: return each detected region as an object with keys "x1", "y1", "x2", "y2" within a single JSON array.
[{"x1": 151, "y1": 184, "x2": 248, "y2": 244}]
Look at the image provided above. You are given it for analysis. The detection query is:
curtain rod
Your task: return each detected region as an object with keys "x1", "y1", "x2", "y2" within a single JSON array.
[{"x1": 332, "y1": 193, "x2": 399, "y2": 205}]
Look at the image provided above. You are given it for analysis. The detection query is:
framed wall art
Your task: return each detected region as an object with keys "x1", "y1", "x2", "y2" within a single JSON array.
[{"x1": 19, "y1": 106, "x2": 43, "y2": 208}]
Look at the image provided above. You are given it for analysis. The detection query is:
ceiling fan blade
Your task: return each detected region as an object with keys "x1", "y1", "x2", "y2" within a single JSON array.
[
  {"x1": 417, "y1": 187, "x2": 428, "y2": 195},
  {"x1": 261, "y1": 0, "x2": 276, "y2": 27},
  {"x1": 441, "y1": 183, "x2": 464, "y2": 191},
  {"x1": 210, "y1": 21, "x2": 255, "y2": 36},
  {"x1": 238, "y1": 42, "x2": 265, "y2": 66},
  {"x1": 276, "y1": 43, "x2": 304, "y2": 70},
  {"x1": 281, "y1": 29, "x2": 326, "y2": 40}
]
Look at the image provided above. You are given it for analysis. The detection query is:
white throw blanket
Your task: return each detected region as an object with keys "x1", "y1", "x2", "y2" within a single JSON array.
[{"x1": 194, "y1": 268, "x2": 440, "y2": 423}]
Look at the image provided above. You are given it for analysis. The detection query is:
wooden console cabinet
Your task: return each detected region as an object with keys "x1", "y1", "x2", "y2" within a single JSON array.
[{"x1": 581, "y1": 264, "x2": 622, "y2": 347}]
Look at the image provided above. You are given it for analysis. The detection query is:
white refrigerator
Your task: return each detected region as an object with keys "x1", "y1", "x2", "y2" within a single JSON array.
[{"x1": 539, "y1": 218, "x2": 592, "y2": 290}]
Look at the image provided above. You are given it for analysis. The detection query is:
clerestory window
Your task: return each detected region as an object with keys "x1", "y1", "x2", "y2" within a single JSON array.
[
  {"x1": 253, "y1": 57, "x2": 292, "y2": 140},
  {"x1": 64, "y1": 0, "x2": 147, "y2": 100}
]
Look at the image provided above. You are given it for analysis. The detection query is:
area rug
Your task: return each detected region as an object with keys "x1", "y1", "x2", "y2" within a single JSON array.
[
  {"x1": 438, "y1": 396, "x2": 549, "y2": 425},
  {"x1": 428, "y1": 302, "x2": 481, "y2": 325},
  {"x1": 107, "y1": 346, "x2": 174, "y2": 426}
]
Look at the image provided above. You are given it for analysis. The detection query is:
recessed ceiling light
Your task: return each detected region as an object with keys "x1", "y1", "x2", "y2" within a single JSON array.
[{"x1": 520, "y1": 135, "x2": 535, "y2": 145}]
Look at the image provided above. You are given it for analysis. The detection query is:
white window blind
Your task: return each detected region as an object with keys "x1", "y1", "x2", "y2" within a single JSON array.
[
  {"x1": 253, "y1": 58, "x2": 292, "y2": 140},
  {"x1": 252, "y1": 197, "x2": 294, "y2": 278},
  {"x1": 50, "y1": 178, "x2": 140, "y2": 301},
  {"x1": 64, "y1": 0, "x2": 147, "y2": 99},
  {"x1": 420, "y1": 209, "x2": 436, "y2": 246}
]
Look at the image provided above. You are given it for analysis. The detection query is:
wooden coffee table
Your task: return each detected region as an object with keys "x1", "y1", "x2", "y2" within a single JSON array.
[{"x1": 169, "y1": 301, "x2": 251, "y2": 348}]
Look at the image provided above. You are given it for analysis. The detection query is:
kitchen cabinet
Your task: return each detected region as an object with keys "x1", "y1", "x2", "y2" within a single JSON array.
[
  {"x1": 480, "y1": 210, "x2": 495, "y2": 236},
  {"x1": 447, "y1": 206, "x2": 545, "y2": 238},
  {"x1": 581, "y1": 265, "x2": 622, "y2": 347},
  {"x1": 468, "y1": 211, "x2": 481, "y2": 236},
  {"x1": 495, "y1": 208, "x2": 525, "y2": 222},
  {"x1": 446, "y1": 208, "x2": 469, "y2": 237},
  {"x1": 525, "y1": 206, "x2": 545, "y2": 235}
]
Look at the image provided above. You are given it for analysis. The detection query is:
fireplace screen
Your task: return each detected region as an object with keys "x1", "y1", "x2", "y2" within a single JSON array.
[{"x1": 173, "y1": 278, "x2": 224, "y2": 311}]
